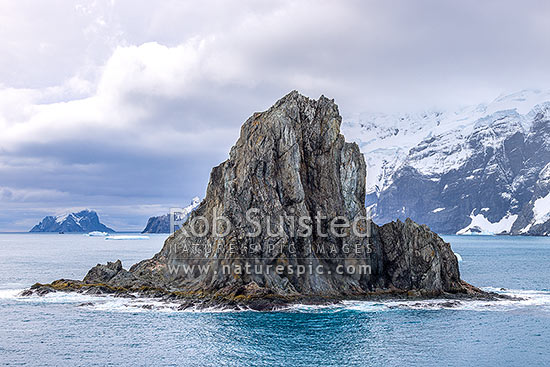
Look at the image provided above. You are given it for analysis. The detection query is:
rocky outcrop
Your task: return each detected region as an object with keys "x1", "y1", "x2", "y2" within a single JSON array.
[
  {"x1": 30, "y1": 210, "x2": 114, "y2": 233},
  {"x1": 142, "y1": 197, "x2": 200, "y2": 233},
  {"x1": 376, "y1": 219, "x2": 461, "y2": 292},
  {"x1": 142, "y1": 214, "x2": 171, "y2": 234},
  {"x1": 83, "y1": 260, "x2": 123, "y2": 283},
  {"x1": 83, "y1": 260, "x2": 142, "y2": 289},
  {"x1": 27, "y1": 91, "x2": 483, "y2": 309}
]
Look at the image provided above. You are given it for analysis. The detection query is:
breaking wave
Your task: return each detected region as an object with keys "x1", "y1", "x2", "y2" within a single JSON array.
[
  {"x1": 289, "y1": 288, "x2": 550, "y2": 313},
  {"x1": 2, "y1": 287, "x2": 550, "y2": 314},
  {"x1": 0, "y1": 288, "x2": 234, "y2": 313}
]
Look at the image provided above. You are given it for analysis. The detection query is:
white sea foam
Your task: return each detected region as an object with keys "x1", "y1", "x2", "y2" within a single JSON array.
[
  {"x1": 0, "y1": 289, "x2": 24, "y2": 299},
  {"x1": 1, "y1": 289, "x2": 106, "y2": 303},
  {"x1": 287, "y1": 288, "x2": 550, "y2": 313},
  {"x1": 3, "y1": 287, "x2": 550, "y2": 314},
  {"x1": 0, "y1": 288, "x2": 237, "y2": 313},
  {"x1": 454, "y1": 252, "x2": 463, "y2": 262},
  {"x1": 82, "y1": 298, "x2": 239, "y2": 313}
]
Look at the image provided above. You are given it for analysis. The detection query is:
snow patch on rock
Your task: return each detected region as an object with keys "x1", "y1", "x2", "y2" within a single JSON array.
[
  {"x1": 533, "y1": 193, "x2": 550, "y2": 225},
  {"x1": 457, "y1": 212, "x2": 518, "y2": 235}
]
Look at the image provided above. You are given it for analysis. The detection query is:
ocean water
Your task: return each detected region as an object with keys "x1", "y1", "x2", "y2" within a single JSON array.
[{"x1": 0, "y1": 233, "x2": 549, "y2": 366}]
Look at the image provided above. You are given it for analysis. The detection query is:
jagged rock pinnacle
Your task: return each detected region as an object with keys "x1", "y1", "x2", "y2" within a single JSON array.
[{"x1": 27, "y1": 92, "x2": 479, "y2": 309}]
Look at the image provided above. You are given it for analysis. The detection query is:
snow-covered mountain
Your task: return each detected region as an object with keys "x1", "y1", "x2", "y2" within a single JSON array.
[
  {"x1": 30, "y1": 210, "x2": 115, "y2": 233},
  {"x1": 342, "y1": 89, "x2": 550, "y2": 235},
  {"x1": 142, "y1": 197, "x2": 200, "y2": 233}
]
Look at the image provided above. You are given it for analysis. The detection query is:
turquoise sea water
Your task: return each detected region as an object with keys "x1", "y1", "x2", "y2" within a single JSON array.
[{"x1": 1, "y1": 233, "x2": 549, "y2": 366}]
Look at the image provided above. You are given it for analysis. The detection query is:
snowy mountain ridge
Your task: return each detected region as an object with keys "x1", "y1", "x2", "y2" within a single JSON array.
[
  {"x1": 343, "y1": 89, "x2": 550, "y2": 195},
  {"x1": 30, "y1": 209, "x2": 114, "y2": 233},
  {"x1": 343, "y1": 89, "x2": 550, "y2": 236},
  {"x1": 142, "y1": 197, "x2": 200, "y2": 233}
]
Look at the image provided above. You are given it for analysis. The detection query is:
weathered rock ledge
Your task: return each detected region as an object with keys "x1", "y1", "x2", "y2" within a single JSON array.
[
  {"x1": 24, "y1": 278, "x2": 496, "y2": 311},
  {"x1": 25, "y1": 91, "x2": 498, "y2": 310}
]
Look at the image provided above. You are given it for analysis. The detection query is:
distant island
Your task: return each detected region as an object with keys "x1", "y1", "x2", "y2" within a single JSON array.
[
  {"x1": 142, "y1": 197, "x2": 200, "y2": 233},
  {"x1": 30, "y1": 210, "x2": 115, "y2": 233}
]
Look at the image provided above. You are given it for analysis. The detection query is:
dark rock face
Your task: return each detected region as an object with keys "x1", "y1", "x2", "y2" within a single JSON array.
[
  {"x1": 83, "y1": 260, "x2": 142, "y2": 288},
  {"x1": 28, "y1": 92, "x2": 476, "y2": 306},
  {"x1": 30, "y1": 210, "x2": 114, "y2": 233},
  {"x1": 142, "y1": 214, "x2": 170, "y2": 234},
  {"x1": 374, "y1": 106, "x2": 550, "y2": 235},
  {"x1": 84, "y1": 260, "x2": 123, "y2": 283},
  {"x1": 376, "y1": 219, "x2": 461, "y2": 292}
]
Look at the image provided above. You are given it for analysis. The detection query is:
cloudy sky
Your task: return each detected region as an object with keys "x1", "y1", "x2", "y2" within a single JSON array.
[{"x1": 1, "y1": 0, "x2": 549, "y2": 231}]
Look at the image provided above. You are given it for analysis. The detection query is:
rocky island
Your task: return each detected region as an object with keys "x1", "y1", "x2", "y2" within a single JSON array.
[
  {"x1": 26, "y1": 92, "x2": 489, "y2": 310},
  {"x1": 30, "y1": 210, "x2": 114, "y2": 233},
  {"x1": 142, "y1": 197, "x2": 200, "y2": 233}
]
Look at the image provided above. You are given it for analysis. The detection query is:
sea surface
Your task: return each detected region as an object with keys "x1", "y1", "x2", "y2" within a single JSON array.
[{"x1": 0, "y1": 233, "x2": 549, "y2": 366}]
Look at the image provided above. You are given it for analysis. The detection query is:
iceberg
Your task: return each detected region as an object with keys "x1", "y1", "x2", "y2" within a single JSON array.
[
  {"x1": 105, "y1": 235, "x2": 150, "y2": 240},
  {"x1": 86, "y1": 231, "x2": 109, "y2": 237}
]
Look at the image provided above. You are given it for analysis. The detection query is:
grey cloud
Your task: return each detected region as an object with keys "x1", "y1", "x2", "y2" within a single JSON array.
[{"x1": 0, "y1": 0, "x2": 549, "y2": 230}]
